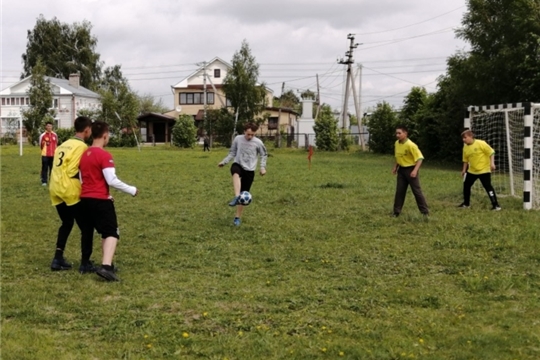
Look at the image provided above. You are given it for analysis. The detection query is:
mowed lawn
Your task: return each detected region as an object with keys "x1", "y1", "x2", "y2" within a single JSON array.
[{"x1": 1, "y1": 144, "x2": 539, "y2": 360}]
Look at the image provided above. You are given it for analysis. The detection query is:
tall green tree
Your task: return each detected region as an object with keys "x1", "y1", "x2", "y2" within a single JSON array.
[
  {"x1": 313, "y1": 105, "x2": 339, "y2": 151},
  {"x1": 138, "y1": 94, "x2": 168, "y2": 114},
  {"x1": 22, "y1": 58, "x2": 56, "y2": 145},
  {"x1": 399, "y1": 87, "x2": 428, "y2": 139},
  {"x1": 22, "y1": 15, "x2": 103, "y2": 90},
  {"x1": 205, "y1": 108, "x2": 235, "y2": 147},
  {"x1": 366, "y1": 101, "x2": 398, "y2": 154},
  {"x1": 451, "y1": 0, "x2": 540, "y2": 104},
  {"x1": 97, "y1": 65, "x2": 139, "y2": 147},
  {"x1": 222, "y1": 40, "x2": 267, "y2": 133}
]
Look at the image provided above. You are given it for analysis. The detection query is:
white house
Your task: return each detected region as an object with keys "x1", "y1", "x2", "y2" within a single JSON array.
[{"x1": 0, "y1": 74, "x2": 101, "y2": 138}]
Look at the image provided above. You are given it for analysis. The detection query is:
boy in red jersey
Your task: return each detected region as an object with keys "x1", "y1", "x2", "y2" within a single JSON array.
[
  {"x1": 39, "y1": 121, "x2": 58, "y2": 185},
  {"x1": 79, "y1": 121, "x2": 138, "y2": 281}
]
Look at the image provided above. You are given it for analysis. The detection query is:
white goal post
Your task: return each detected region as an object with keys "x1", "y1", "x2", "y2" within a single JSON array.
[{"x1": 464, "y1": 102, "x2": 539, "y2": 210}]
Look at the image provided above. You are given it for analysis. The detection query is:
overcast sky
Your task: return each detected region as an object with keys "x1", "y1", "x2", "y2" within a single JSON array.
[{"x1": 1, "y1": 0, "x2": 469, "y2": 114}]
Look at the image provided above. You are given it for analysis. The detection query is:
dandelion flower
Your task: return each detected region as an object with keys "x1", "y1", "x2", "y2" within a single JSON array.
[
  {"x1": 339, "y1": 351, "x2": 344, "y2": 356},
  {"x1": 147, "y1": 344, "x2": 152, "y2": 349},
  {"x1": 182, "y1": 332, "x2": 189, "y2": 338},
  {"x1": 419, "y1": 338, "x2": 424, "y2": 344}
]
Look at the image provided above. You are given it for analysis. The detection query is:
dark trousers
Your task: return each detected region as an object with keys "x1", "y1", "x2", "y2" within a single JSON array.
[
  {"x1": 41, "y1": 156, "x2": 54, "y2": 183},
  {"x1": 393, "y1": 166, "x2": 429, "y2": 215},
  {"x1": 463, "y1": 172, "x2": 499, "y2": 207},
  {"x1": 55, "y1": 202, "x2": 94, "y2": 262},
  {"x1": 203, "y1": 143, "x2": 210, "y2": 151}
]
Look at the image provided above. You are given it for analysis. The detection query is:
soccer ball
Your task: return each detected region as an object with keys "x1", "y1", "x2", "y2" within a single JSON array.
[{"x1": 238, "y1": 191, "x2": 252, "y2": 206}]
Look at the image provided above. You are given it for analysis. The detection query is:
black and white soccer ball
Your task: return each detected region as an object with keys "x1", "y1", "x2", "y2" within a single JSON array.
[{"x1": 238, "y1": 191, "x2": 252, "y2": 206}]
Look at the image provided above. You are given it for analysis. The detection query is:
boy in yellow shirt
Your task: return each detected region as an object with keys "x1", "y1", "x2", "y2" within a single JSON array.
[
  {"x1": 392, "y1": 125, "x2": 429, "y2": 217},
  {"x1": 459, "y1": 129, "x2": 501, "y2": 210},
  {"x1": 49, "y1": 116, "x2": 93, "y2": 271}
]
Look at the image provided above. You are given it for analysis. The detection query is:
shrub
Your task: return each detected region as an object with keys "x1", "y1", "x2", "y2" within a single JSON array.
[{"x1": 172, "y1": 114, "x2": 197, "y2": 148}]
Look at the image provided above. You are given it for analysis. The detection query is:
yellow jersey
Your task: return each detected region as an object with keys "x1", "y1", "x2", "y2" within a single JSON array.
[
  {"x1": 462, "y1": 139, "x2": 494, "y2": 174},
  {"x1": 49, "y1": 137, "x2": 88, "y2": 206},
  {"x1": 395, "y1": 139, "x2": 424, "y2": 167}
]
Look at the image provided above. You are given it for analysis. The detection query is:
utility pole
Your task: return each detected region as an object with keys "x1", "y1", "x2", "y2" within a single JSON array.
[
  {"x1": 350, "y1": 65, "x2": 365, "y2": 150},
  {"x1": 338, "y1": 34, "x2": 359, "y2": 131},
  {"x1": 315, "y1": 74, "x2": 321, "y2": 120},
  {"x1": 197, "y1": 61, "x2": 210, "y2": 147}
]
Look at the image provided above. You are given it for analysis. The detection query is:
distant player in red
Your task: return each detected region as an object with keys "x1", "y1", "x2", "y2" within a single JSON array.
[
  {"x1": 39, "y1": 121, "x2": 58, "y2": 185},
  {"x1": 79, "y1": 121, "x2": 138, "y2": 281}
]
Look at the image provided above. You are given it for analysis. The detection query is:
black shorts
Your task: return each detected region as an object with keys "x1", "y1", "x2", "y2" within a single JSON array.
[
  {"x1": 80, "y1": 198, "x2": 120, "y2": 240},
  {"x1": 230, "y1": 163, "x2": 255, "y2": 192}
]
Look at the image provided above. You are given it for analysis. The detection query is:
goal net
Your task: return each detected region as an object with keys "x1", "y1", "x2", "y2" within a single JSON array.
[{"x1": 465, "y1": 103, "x2": 539, "y2": 210}]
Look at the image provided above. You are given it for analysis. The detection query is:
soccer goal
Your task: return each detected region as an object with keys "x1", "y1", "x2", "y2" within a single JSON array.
[{"x1": 464, "y1": 102, "x2": 540, "y2": 210}]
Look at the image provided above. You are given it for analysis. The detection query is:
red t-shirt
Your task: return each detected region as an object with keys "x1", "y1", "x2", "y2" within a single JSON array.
[
  {"x1": 40, "y1": 131, "x2": 58, "y2": 157},
  {"x1": 80, "y1": 147, "x2": 115, "y2": 199}
]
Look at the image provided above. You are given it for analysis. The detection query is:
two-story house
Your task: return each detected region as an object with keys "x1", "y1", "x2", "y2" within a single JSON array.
[
  {"x1": 0, "y1": 74, "x2": 101, "y2": 140},
  {"x1": 138, "y1": 57, "x2": 298, "y2": 144}
]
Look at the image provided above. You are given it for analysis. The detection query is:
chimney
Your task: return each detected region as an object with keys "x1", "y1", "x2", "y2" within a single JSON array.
[
  {"x1": 69, "y1": 73, "x2": 80, "y2": 88},
  {"x1": 301, "y1": 96, "x2": 314, "y2": 120}
]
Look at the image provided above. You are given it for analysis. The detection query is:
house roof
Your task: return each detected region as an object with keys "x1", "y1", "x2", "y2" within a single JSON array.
[
  {"x1": 137, "y1": 112, "x2": 176, "y2": 121},
  {"x1": 0, "y1": 75, "x2": 100, "y2": 98},
  {"x1": 265, "y1": 106, "x2": 300, "y2": 115},
  {"x1": 172, "y1": 57, "x2": 231, "y2": 89}
]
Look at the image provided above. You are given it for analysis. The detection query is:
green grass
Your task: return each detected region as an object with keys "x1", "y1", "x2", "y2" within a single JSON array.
[{"x1": 1, "y1": 144, "x2": 540, "y2": 360}]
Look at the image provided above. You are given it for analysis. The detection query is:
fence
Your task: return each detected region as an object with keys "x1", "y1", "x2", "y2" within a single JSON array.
[{"x1": 256, "y1": 132, "x2": 370, "y2": 149}]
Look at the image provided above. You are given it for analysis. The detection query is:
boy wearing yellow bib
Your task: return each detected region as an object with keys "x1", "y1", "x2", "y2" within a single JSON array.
[
  {"x1": 392, "y1": 125, "x2": 429, "y2": 217},
  {"x1": 459, "y1": 130, "x2": 501, "y2": 210}
]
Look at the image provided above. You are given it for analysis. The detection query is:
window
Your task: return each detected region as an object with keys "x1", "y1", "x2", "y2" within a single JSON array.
[
  {"x1": 6, "y1": 98, "x2": 9, "y2": 105},
  {"x1": 1, "y1": 98, "x2": 4, "y2": 106},
  {"x1": 268, "y1": 117, "x2": 279, "y2": 130},
  {"x1": 25, "y1": 98, "x2": 29, "y2": 105},
  {"x1": 214, "y1": 69, "x2": 221, "y2": 78},
  {"x1": 20, "y1": 97, "x2": 24, "y2": 105},
  {"x1": 15, "y1": 98, "x2": 20, "y2": 105},
  {"x1": 179, "y1": 92, "x2": 215, "y2": 105},
  {"x1": 226, "y1": 98, "x2": 232, "y2": 107},
  {"x1": 53, "y1": 99, "x2": 58, "y2": 108}
]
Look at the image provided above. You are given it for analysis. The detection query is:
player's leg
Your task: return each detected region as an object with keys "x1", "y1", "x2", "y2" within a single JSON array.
[
  {"x1": 51, "y1": 202, "x2": 75, "y2": 270},
  {"x1": 478, "y1": 173, "x2": 500, "y2": 210},
  {"x1": 229, "y1": 163, "x2": 242, "y2": 206},
  {"x1": 41, "y1": 156, "x2": 48, "y2": 185},
  {"x1": 95, "y1": 199, "x2": 120, "y2": 281},
  {"x1": 392, "y1": 168, "x2": 409, "y2": 216},
  {"x1": 75, "y1": 199, "x2": 96, "y2": 273},
  {"x1": 234, "y1": 169, "x2": 255, "y2": 226},
  {"x1": 408, "y1": 171, "x2": 429, "y2": 215},
  {"x1": 461, "y1": 172, "x2": 478, "y2": 207},
  {"x1": 46, "y1": 156, "x2": 54, "y2": 183}
]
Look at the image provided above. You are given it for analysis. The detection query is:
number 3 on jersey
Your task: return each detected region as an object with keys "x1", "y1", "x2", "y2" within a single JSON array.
[{"x1": 56, "y1": 151, "x2": 65, "y2": 167}]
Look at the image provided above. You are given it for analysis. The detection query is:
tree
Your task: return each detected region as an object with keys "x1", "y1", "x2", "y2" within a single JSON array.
[
  {"x1": 399, "y1": 87, "x2": 428, "y2": 139},
  {"x1": 366, "y1": 102, "x2": 398, "y2": 154},
  {"x1": 138, "y1": 94, "x2": 168, "y2": 114},
  {"x1": 222, "y1": 40, "x2": 267, "y2": 134},
  {"x1": 313, "y1": 105, "x2": 339, "y2": 151},
  {"x1": 22, "y1": 58, "x2": 56, "y2": 145},
  {"x1": 205, "y1": 108, "x2": 235, "y2": 147},
  {"x1": 172, "y1": 114, "x2": 197, "y2": 148},
  {"x1": 22, "y1": 15, "x2": 102, "y2": 90},
  {"x1": 97, "y1": 65, "x2": 139, "y2": 147}
]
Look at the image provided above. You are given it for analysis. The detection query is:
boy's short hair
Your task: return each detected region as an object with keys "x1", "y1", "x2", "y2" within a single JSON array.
[
  {"x1": 74, "y1": 116, "x2": 92, "y2": 133},
  {"x1": 461, "y1": 129, "x2": 474, "y2": 138},
  {"x1": 396, "y1": 125, "x2": 408, "y2": 133},
  {"x1": 244, "y1": 122, "x2": 259, "y2": 132},
  {"x1": 91, "y1": 121, "x2": 110, "y2": 139},
  {"x1": 45, "y1": 121, "x2": 53, "y2": 126}
]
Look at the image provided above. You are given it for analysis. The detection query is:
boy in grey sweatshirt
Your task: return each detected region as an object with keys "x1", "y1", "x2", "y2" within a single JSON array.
[{"x1": 218, "y1": 122, "x2": 268, "y2": 226}]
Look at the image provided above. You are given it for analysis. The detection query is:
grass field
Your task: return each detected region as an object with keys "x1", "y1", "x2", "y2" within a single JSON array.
[{"x1": 1, "y1": 144, "x2": 540, "y2": 360}]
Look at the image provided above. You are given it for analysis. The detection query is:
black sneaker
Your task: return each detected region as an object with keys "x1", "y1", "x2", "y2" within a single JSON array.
[
  {"x1": 79, "y1": 261, "x2": 97, "y2": 274},
  {"x1": 392, "y1": 213, "x2": 400, "y2": 217},
  {"x1": 51, "y1": 257, "x2": 72, "y2": 271},
  {"x1": 491, "y1": 205, "x2": 502, "y2": 211},
  {"x1": 457, "y1": 203, "x2": 470, "y2": 208},
  {"x1": 96, "y1": 267, "x2": 120, "y2": 281}
]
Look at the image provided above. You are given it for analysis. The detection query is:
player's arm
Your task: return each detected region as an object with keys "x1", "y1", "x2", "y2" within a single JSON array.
[
  {"x1": 392, "y1": 162, "x2": 399, "y2": 175},
  {"x1": 484, "y1": 142, "x2": 496, "y2": 171},
  {"x1": 258, "y1": 141, "x2": 268, "y2": 175},
  {"x1": 102, "y1": 167, "x2": 138, "y2": 196},
  {"x1": 410, "y1": 146, "x2": 424, "y2": 178},
  {"x1": 39, "y1": 133, "x2": 44, "y2": 149},
  {"x1": 218, "y1": 137, "x2": 238, "y2": 167}
]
